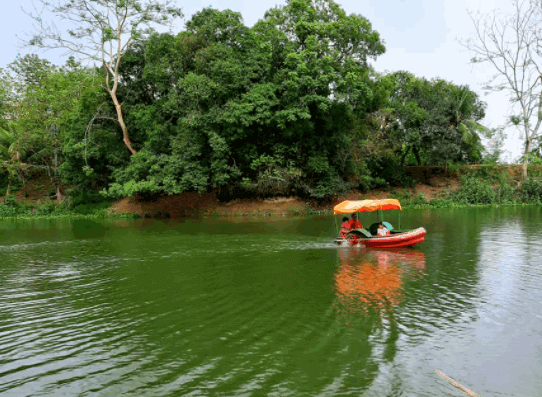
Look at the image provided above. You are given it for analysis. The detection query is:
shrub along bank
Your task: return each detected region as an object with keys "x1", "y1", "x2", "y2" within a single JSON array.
[
  {"x1": 0, "y1": 164, "x2": 542, "y2": 219},
  {"x1": 0, "y1": 198, "x2": 138, "y2": 220},
  {"x1": 394, "y1": 165, "x2": 542, "y2": 208}
]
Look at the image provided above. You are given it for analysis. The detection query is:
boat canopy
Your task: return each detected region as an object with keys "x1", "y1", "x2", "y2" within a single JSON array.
[{"x1": 333, "y1": 199, "x2": 402, "y2": 214}]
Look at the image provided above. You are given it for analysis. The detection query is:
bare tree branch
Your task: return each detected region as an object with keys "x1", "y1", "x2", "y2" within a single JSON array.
[
  {"x1": 460, "y1": 0, "x2": 542, "y2": 177},
  {"x1": 20, "y1": 0, "x2": 183, "y2": 154}
]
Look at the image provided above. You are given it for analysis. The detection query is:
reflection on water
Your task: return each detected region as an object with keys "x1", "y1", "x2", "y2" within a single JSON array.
[{"x1": 335, "y1": 248, "x2": 426, "y2": 317}]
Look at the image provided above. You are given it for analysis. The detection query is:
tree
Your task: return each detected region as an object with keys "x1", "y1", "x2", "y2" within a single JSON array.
[
  {"x1": 0, "y1": 56, "x2": 57, "y2": 196},
  {"x1": 388, "y1": 72, "x2": 487, "y2": 166},
  {"x1": 104, "y1": 3, "x2": 386, "y2": 199},
  {"x1": 461, "y1": 0, "x2": 542, "y2": 178},
  {"x1": 483, "y1": 127, "x2": 506, "y2": 164},
  {"x1": 0, "y1": 124, "x2": 26, "y2": 195},
  {"x1": 3, "y1": 55, "x2": 105, "y2": 200},
  {"x1": 107, "y1": 11, "x2": 256, "y2": 198},
  {"x1": 249, "y1": 0, "x2": 386, "y2": 197},
  {"x1": 21, "y1": 0, "x2": 183, "y2": 154},
  {"x1": 0, "y1": 70, "x2": 11, "y2": 131}
]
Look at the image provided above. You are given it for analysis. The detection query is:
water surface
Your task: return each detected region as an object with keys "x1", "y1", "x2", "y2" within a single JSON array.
[{"x1": 1, "y1": 207, "x2": 542, "y2": 396}]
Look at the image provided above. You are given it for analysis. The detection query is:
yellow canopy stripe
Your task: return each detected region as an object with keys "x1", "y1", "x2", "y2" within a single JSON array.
[{"x1": 333, "y1": 199, "x2": 402, "y2": 214}]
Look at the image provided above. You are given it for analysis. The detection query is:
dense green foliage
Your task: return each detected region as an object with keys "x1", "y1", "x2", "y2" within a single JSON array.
[
  {"x1": 0, "y1": 0, "x2": 523, "y2": 212},
  {"x1": 105, "y1": 2, "x2": 388, "y2": 199},
  {"x1": 387, "y1": 72, "x2": 487, "y2": 166},
  {"x1": 424, "y1": 165, "x2": 542, "y2": 207}
]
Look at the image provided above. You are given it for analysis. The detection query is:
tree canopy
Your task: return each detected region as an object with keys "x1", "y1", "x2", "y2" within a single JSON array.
[
  {"x1": 388, "y1": 72, "x2": 487, "y2": 166},
  {"x1": 0, "y1": 0, "x2": 493, "y2": 202},
  {"x1": 22, "y1": 0, "x2": 183, "y2": 154}
]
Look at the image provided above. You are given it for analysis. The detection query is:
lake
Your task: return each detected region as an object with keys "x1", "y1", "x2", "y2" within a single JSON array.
[{"x1": 1, "y1": 206, "x2": 542, "y2": 396}]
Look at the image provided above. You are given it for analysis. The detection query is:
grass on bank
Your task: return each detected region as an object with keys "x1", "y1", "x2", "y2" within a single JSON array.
[
  {"x1": 0, "y1": 199, "x2": 141, "y2": 220},
  {"x1": 0, "y1": 190, "x2": 140, "y2": 220},
  {"x1": 392, "y1": 168, "x2": 542, "y2": 209}
]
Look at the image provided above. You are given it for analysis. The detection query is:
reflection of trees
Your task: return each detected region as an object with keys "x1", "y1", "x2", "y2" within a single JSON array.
[{"x1": 407, "y1": 208, "x2": 483, "y2": 324}]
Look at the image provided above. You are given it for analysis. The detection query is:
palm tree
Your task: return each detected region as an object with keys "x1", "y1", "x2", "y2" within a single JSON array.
[{"x1": 451, "y1": 85, "x2": 489, "y2": 163}]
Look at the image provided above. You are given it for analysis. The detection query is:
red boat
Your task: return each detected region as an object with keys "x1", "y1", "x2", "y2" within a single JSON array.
[{"x1": 334, "y1": 199, "x2": 426, "y2": 248}]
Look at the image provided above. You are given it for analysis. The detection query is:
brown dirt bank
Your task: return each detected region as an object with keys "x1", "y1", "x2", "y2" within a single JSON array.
[
  {"x1": 10, "y1": 164, "x2": 534, "y2": 217},
  {"x1": 107, "y1": 175, "x2": 460, "y2": 218},
  {"x1": 109, "y1": 164, "x2": 538, "y2": 217}
]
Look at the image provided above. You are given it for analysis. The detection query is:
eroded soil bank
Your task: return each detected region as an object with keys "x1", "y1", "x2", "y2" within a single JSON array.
[
  {"x1": 107, "y1": 175, "x2": 460, "y2": 218},
  {"x1": 14, "y1": 164, "x2": 533, "y2": 218}
]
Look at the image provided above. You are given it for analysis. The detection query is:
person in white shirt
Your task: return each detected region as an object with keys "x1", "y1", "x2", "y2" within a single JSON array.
[{"x1": 377, "y1": 222, "x2": 390, "y2": 237}]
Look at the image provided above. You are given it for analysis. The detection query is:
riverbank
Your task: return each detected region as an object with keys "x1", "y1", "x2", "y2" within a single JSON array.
[
  {"x1": 107, "y1": 175, "x2": 459, "y2": 217},
  {"x1": 2, "y1": 165, "x2": 541, "y2": 219}
]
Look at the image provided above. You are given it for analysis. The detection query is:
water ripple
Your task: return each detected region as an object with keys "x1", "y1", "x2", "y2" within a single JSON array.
[{"x1": 2, "y1": 211, "x2": 542, "y2": 396}]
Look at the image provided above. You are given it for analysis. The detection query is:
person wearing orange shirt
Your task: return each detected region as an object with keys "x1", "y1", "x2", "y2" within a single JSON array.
[
  {"x1": 348, "y1": 213, "x2": 363, "y2": 230},
  {"x1": 339, "y1": 217, "x2": 350, "y2": 238}
]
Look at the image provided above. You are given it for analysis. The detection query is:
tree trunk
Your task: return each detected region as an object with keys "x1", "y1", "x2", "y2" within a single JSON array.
[
  {"x1": 523, "y1": 136, "x2": 530, "y2": 179},
  {"x1": 110, "y1": 90, "x2": 137, "y2": 155},
  {"x1": 104, "y1": 60, "x2": 137, "y2": 155},
  {"x1": 412, "y1": 146, "x2": 422, "y2": 166},
  {"x1": 56, "y1": 186, "x2": 62, "y2": 202},
  {"x1": 400, "y1": 147, "x2": 410, "y2": 166}
]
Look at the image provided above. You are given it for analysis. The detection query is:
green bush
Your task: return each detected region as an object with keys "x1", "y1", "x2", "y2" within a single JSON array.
[
  {"x1": 520, "y1": 178, "x2": 542, "y2": 202},
  {"x1": 495, "y1": 182, "x2": 516, "y2": 204},
  {"x1": 72, "y1": 201, "x2": 111, "y2": 215},
  {"x1": 366, "y1": 158, "x2": 414, "y2": 189},
  {"x1": 411, "y1": 193, "x2": 429, "y2": 205},
  {"x1": 527, "y1": 165, "x2": 542, "y2": 178},
  {"x1": 460, "y1": 164, "x2": 509, "y2": 182},
  {"x1": 305, "y1": 177, "x2": 351, "y2": 199},
  {"x1": 0, "y1": 203, "x2": 32, "y2": 218},
  {"x1": 34, "y1": 201, "x2": 60, "y2": 215},
  {"x1": 450, "y1": 175, "x2": 496, "y2": 204},
  {"x1": 429, "y1": 198, "x2": 454, "y2": 208},
  {"x1": 446, "y1": 162, "x2": 461, "y2": 176},
  {"x1": 66, "y1": 187, "x2": 109, "y2": 206},
  {"x1": 0, "y1": 179, "x2": 22, "y2": 195},
  {"x1": 4, "y1": 194, "x2": 18, "y2": 207},
  {"x1": 33, "y1": 199, "x2": 73, "y2": 216}
]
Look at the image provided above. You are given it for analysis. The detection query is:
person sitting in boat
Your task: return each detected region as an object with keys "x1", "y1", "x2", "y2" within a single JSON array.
[
  {"x1": 340, "y1": 217, "x2": 350, "y2": 238},
  {"x1": 377, "y1": 222, "x2": 391, "y2": 236},
  {"x1": 348, "y1": 213, "x2": 363, "y2": 230}
]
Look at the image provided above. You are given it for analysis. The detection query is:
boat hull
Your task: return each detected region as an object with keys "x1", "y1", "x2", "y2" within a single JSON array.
[{"x1": 336, "y1": 227, "x2": 426, "y2": 248}]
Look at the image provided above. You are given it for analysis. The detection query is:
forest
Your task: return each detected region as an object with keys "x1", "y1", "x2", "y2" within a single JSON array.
[{"x1": 0, "y1": 0, "x2": 517, "y2": 213}]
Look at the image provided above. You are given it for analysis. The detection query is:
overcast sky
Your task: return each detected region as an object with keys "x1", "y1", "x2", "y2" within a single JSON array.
[{"x1": 0, "y1": 0, "x2": 523, "y2": 162}]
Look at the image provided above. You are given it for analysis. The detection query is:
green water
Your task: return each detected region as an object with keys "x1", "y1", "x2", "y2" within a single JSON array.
[{"x1": 1, "y1": 207, "x2": 542, "y2": 396}]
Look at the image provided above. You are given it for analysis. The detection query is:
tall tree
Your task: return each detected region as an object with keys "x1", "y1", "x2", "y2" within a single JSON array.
[
  {"x1": 0, "y1": 124, "x2": 26, "y2": 196},
  {"x1": 250, "y1": 0, "x2": 386, "y2": 197},
  {"x1": 3, "y1": 56, "x2": 104, "y2": 200},
  {"x1": 388, "y1": 72, "x2": 486, "y2": 166},
  {"x1": 105, "y1": 3, "x2": 387, "y2": 199},
  {"x1": 21, "y1": 0, "x2": 183, "y2": 154},
  {"x1": 461, "y1": 0, "x2": 542, "y2": 178}
]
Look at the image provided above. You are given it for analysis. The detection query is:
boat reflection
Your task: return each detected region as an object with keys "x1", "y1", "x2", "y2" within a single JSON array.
[{"x1": 335, "y1": 248, "x2": 426, "y2": 317}]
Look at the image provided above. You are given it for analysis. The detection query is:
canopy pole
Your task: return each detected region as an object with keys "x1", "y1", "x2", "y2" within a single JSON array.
[
  {"x1": 398, "y1": 210, "x2": 401, "y2": 229},
  {"x1": 334, "y1": 214, "x2": 339, "y2": 235}
]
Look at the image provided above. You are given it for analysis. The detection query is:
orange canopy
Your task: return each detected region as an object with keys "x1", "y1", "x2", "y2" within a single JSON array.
[{"x1": 333, "y1": 199, "x2": 402, "y2": 214}]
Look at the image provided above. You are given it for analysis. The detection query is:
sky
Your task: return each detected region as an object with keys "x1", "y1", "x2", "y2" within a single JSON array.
[{"x1": 0, "y1": 0, "x2": 523, "y2": 162}]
